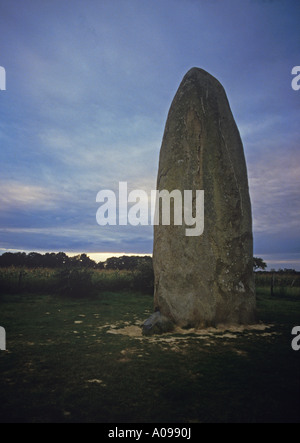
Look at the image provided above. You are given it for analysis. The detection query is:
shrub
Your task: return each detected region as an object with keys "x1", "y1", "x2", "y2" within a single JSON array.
[
  {"x1": 93, "y1": 270, "x2": 133, "y2": 292},
  {"x1": 54, "y1": 268, "x2": 95, "y2": 298},
  {"x1": 132, "y1": 261, "x2": 154, "y2": 294}
]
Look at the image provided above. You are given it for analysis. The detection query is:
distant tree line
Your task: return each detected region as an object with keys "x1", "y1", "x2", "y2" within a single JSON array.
[
  {"x1": 253, "y1": 257, "x2": 299, "y2": 274},
  {"x1": 255, "y1": 268, "x2": 299, "y2": 275},
  {"x1": 0, "y1": 252, "x2": 298, "y2": 274},
  {"x1": 0, "y1": 251, "x2": 153, "y2": 271},
  {"x1": 0, "y1": 252, "x2": 95, "y2": 269}
]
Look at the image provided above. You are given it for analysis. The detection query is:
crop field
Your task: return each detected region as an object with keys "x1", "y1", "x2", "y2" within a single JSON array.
[
  {"x1": 0, "y1": 265, "x2": 154, "y2": 297},
  {"x1": 0, "y1": 275, "x2": 299, "y2": 423}
]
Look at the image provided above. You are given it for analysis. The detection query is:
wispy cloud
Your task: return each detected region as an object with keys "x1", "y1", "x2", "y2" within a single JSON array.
[
  {"x1": 248, "y1": 146, "x2": 300, "y2": 237},
  {"x1": 0, "y1": 181, "x2": 60, "y2": 211}
]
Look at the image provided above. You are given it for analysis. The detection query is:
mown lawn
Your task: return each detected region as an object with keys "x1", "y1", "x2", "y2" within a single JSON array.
[{"x1": 0, "y1": 290, "x2": 299, "y2": 423}]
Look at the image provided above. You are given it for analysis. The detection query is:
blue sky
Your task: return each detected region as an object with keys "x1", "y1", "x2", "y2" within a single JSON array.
[{"x1": 0, "y1": 0, "x2": 299, "y2": 269}]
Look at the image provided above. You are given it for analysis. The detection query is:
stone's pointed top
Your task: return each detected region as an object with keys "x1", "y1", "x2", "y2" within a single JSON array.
[
  {"x1": 180, "y1": 67, "x2": 225, "y2": 92},
  {"x1": 185, "y1": 67, "x2": 213, "y2": 78}
]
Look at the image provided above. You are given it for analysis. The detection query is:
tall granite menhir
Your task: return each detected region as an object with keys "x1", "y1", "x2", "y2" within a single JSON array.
[{"x1": 153, "y1": 67, "x2": 256, "y2": 328}]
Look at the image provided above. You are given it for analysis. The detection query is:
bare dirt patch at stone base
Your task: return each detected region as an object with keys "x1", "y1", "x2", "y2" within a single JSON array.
[
  {"x1": 104, "y1": 322, "x2": 278, "y2": 343},
  {"x1": 107, "y1": 325, "x2": 142, "y2": 337}
]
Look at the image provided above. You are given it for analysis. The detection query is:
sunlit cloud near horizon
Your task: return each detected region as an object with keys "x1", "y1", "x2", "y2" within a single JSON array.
[{"x1": 0, "y1": 0, "x2": 299, "y2": 270}]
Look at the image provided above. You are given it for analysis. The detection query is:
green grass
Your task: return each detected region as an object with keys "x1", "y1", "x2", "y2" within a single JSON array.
[{"x1": 0, "y1": 289, "x2": 299, "y2": 423}]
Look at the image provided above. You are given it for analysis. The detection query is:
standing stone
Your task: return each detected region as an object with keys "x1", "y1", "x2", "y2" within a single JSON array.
[{"x1": 153, "y1": 67, "x2": 256, "y2": 328}]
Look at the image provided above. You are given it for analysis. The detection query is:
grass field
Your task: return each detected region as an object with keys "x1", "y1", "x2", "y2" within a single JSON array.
[{"x1": 0, "y1": 288, "x2": 299, "y2": 423}]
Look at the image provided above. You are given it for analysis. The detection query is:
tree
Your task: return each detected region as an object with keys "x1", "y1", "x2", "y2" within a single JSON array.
[
  {"x1": 27, "y1": 252, "x2": 43, "y2": 268},
  {"x1": 104, "y1": 255, "x2": 152, "y2": 271},
  {"x1": 0, "y1": 252, "x2": 16, "y2": 267},
  {"x1": 69, "y1": 253, "x2": 96, "y2": 268},
  {"x1": 253, "y1": 257, "x2": 267, "y2": 271},
  {"x1": 105, "y1": 256, "x2": 123, "y2": 270}
]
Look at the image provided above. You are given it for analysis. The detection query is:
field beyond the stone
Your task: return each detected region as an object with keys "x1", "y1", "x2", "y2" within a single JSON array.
[{"x1": 0, "y1": 288, "x2": 299, "y2": 423}]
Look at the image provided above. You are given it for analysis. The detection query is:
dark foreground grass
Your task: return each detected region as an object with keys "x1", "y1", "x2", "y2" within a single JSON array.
[{"x1": 0, "y1": 290, "x2": 299, "y2": 423}]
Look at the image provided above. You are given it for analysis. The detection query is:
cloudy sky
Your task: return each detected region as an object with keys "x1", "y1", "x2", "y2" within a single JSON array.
[{"x1": 0, "y1": 0, "x2": 299, "y2": 269}]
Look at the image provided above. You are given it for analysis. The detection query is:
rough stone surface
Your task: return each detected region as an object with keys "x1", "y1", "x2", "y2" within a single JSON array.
[{"x1": 153, "y1": 67, "x2": 256, "y2": 328}]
